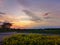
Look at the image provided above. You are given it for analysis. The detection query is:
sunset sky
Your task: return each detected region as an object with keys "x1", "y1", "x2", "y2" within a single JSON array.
[{"x1": 0, "y1": 0, "x2": 60, "y2": 29}]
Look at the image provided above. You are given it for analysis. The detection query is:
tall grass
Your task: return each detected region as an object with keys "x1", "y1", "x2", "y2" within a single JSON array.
[{"x1": 3, "y1": 34, "x2": 60, "y2": 45}]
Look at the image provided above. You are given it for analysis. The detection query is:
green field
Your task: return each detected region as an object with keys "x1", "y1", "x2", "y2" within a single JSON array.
[
  {"x1": 0, "y1": 28, "x2": 60, "y2": 34},
  {"x1": 3, "y1": 34, "x2": 60, "y2": 45}
]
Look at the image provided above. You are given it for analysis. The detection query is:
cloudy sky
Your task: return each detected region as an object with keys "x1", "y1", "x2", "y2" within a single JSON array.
[{"x1": 0, "y1": 0, "x2": 60, "y2": 29}]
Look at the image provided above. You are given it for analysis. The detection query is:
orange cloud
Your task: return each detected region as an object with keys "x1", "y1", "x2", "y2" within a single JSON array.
[{"x1": 11, "y1": 20, "x2": 36, "y2": 29}]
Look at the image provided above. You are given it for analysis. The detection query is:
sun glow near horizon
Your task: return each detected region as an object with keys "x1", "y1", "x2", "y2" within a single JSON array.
[
  {"x1": 0, "y1": 0, "x2": 60, "y2": 29},
  {"x1": 11, "y1": 20, "x2": 36, "y2": 29}
]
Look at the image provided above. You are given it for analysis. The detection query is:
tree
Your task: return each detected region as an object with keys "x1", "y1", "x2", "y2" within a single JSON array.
[{"x1": 1, "y1": 22, "x2": 12, "y2": 29}]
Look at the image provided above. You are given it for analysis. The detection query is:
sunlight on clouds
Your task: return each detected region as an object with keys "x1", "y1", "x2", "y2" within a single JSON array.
[
  {"x1": 0, "y1": 0, "x2": 60, "y2": 29},
  {"x1": 0, "y1": 19, "x2": 4, "y2": 22},
  {"x1": 14, "y1": 15, "x2": 31, "y2": 21},
  {"x1": 11, "y1": 21, "x2": 36, "y2": 29}
]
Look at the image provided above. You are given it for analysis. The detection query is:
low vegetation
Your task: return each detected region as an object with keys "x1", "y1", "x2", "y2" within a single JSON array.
[
  {"x1": 0, "y1": 28, "x2": 60, "y2": 34},
  {"x1": 3, "y1": 34, "x2": 60, "y2": 45}
]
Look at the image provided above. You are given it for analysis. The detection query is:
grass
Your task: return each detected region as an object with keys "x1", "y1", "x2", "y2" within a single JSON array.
[{"x1": 3, "y1": 33, "x2": 60, "y2": 45}]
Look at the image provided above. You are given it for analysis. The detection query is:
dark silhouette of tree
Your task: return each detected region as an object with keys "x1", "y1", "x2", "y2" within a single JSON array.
[{"x1": 1, "y1": 22, "x2": 12, "y2": 29}]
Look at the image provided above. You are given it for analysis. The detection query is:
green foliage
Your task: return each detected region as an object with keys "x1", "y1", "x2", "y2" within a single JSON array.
[
  {"x1": 0, "y1": 28, "x2": 60, "y2": 34},
  {"x1": 3, "y1": 34, "x2": 60, "y2": 45}
]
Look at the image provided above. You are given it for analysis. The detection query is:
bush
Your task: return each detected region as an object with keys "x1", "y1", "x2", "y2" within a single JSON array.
[{"x1": 3, "y1": 34, "x2": 60, "y2": 45}]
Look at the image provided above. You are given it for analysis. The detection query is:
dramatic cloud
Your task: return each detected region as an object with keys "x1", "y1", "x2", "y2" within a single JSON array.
[
  {"x1": 0, "y1": 13, "x2": 16, "y2": 23},
  {"x1": 23, "y1": 10, "x2": 42, "y2": 22},
  {"x1": 0, "y1": 12, "x2": 5, "y2": 15},
  {"x1": 43, "y1": 12, "x2": 53, "y2": 19},
  {"x1": 0, "y1": 0, "x2": 60, "y2": 28},
  {"x1": 43, "y1": 12, "x2": 49, "y2": 16},
  {"x1": 0, "y1": 12, "x2": 6, "y2": 18}
]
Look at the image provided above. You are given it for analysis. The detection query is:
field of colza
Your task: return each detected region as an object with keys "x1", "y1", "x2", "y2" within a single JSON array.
[{"x1": 3, "y1": 33, "x2": 60, "y2": 45}]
